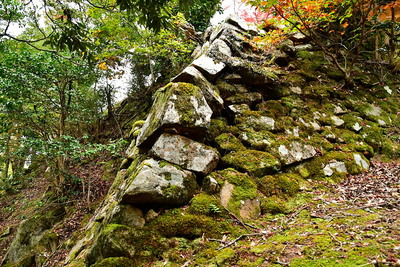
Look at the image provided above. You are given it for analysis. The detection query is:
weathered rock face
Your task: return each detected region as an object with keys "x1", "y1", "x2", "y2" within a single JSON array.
[
  {"x1": 276, "y1": 141, "x2": 317, "y2": 166},
  {"x1": 171, "y1": 66, "x2": 224, "y2": 113},
  {"x1": 136, "y1": 82, "x2": 213, "y2": 147},
  {"x1": 151, "y1": 133, "x2": 219, "y2": 175},
  {"x1": 86, "y1": 224, "x2": 138, "y2": 265},
  {"x1": 121, "y1": 158, "x2": 198, "y2": 207},
  {"x1": 3, "y1": 204, "x2": 65, "y2": 267},
  {"x1": 108, "y1": 204, "x2": 145, "y2": 228},
  {"x1": 191, "y1": 55, "x2": 226, "y2": 80}
]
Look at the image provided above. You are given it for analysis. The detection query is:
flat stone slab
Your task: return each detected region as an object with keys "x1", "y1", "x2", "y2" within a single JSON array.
[
  {"x1": 151, "y1": 133, "x2": 219, "y2": 175},
  {"x1": 191, "y1": 55, "x2": 226, "y2": 80},
  {"x1": 121, "y1": 158, "x2": 197, "y2": 207}
]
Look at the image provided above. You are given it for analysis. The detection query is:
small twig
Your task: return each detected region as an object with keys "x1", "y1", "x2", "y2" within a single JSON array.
[
  {"x1": 218, "y1": 233, "x2": 263, "y2": 250},
  {"x1": 282, "y1": 204, "x2": 309, "y2": 226},
  {"x1": 329, "y1": 232, "x2": 343, "y2": 249},
  {"x1": 244, "y1": 223, "x2": 260, "y2": 230},
  {"x1": 275, "y1": 259, "x2": 289, "y2": 266}
]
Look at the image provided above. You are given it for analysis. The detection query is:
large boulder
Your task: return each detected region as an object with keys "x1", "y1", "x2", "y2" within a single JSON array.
[
  {"x1": 171, "y1": 66, "x2": 224, "y2": 113},
  {"x1": 151, "y1": 133, "x2": 219, "y2": 175},
  {"x1": 136, "y1": 83, "x2": 213, "y2": 147},
  {"x1": 121, "y1": 158, "x2": 198, "y2": 207}
]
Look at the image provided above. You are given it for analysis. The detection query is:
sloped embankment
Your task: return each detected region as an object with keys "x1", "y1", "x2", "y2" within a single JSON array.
[{"x1": 3, "y1": 15, "x2": 399, "y2": 267}]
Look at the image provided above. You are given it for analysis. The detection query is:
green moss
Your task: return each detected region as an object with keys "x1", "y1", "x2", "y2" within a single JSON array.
[
  {"x1": 222, "y1": 150, "x2": 281, "y2": 177},
  {"x1": 298, "y1": 151, "x2": 369, "y2": 180},
  {"x1": 91, "y1": 257, "x2": 135, "y2": 267},
  {"x1": 207, "y1": 118, "x2": 228, "y2": 141},
  {"x1": 257, "y1": 173, "x2": 302, "y2": 197},
  {"x1": 239, "y1": 130, "x2": 276, "y2": 150},
  {"x1": 260, "y1": 196, "x2": 289, "y2": 214},
  {"x1": 211, "y1": 168, "x2": 260, "y2": 217},
  {"x1": 162, "y1": 185, "x2": 181, "y2": 198},
  {"x1": 225, "y1": 92, "x2": 262, "y2": 105},
  {"x1": 235, "y1": 110, "x2": 276, "y2": 132},
  {"x1": 132, "y1": 120, "x2": 145, "y2": 128},
  {"x1": 215, "y1": 133, "x2": 245, "y2": 153},
  {"x1": 215, "y1": 80, "x2": 244, "y2": 99},
  {"x1": 188, "y1": 193, "x2": 223, "y2": 216},
  {"x1": 296, "y1": 50, "x2": 313, "y2": 60},
  {"x1": 303, "y1": 83, "x2": 333, "y2": 99},
  {"x1": 256, "y1": 100, "x2": 289, "y2": 118},
  {"x1": 148, "y1": 210, "x2": 232, "y2": 239}
]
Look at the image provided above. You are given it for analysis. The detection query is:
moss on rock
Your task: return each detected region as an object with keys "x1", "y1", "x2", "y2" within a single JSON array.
[
  {"x1": 188, "y1": 193, "x2": 224, "y2": 216},
  {"x1": 148, "y1": 209, "x2": 231, "y2": 239},
  {"x1": 257, "y1": 173, "x2": 302, "y2": 197},
  {"x1": 215, "y1": 133, "x2": 245, "y2": 153},
  {"x1": 222, "y1": 150, "x2": 281, "y2": 177}
]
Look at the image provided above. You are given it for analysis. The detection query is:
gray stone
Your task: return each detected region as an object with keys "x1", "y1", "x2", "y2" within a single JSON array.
[
  {"x1": 323, "y1": 161, "x2": 348, "y2": 176},
  {"x1": 277, "y1": 141, "x2": 317, "y2": 165},
  {"x1": 109, "y1": 205, "x2": 145, "y2": 227},
  {"x1": 121, "y1": 158, "x2": 197, "y2": 207},
  {"x1": 225, "y1": 57, "x2": 278, "y2": 85},
  {"x1": 202, "y1": 175, "x2": 221, "y2": 194},
  {"x1": 226, "y1": 14, "x2": 260, "y2": 35},
  {"x1": 151, "y1": 133, "x2": 219, "y2": 175},
  {"x1": 171, "y1": 66, "x2": 224, "y2": 113},
  {"x1": 331, "y1": 115, "x2": 345, "y2": 127},
  {"x1": 228, "y1": 104, "x2": 251, "y2": 116},
  {"x1": 192, "y1": 55, "x2": 226, "y2": 80},
  {"x1": 354, "y1": 153, "x2": 369, "y2": 170},
  {"x1": 3, "y1": 205, "x2": 65, "y2": 266},
  {"x1": 209, "y1": 39, "x2": 232, "y2": 57},
  {"x1": 136, "y1": 82, "x2": 212, "y2": 147}
]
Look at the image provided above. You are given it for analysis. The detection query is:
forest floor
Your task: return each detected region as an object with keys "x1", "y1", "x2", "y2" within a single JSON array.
[
  {"x1": 0, "y1": 158, "x2": 399, "y2": 266},
  {"x1": 195, "y1": 160, "x2": 400, "y2": 266}
]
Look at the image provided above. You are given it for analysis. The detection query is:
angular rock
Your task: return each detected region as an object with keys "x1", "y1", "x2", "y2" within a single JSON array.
[
  {"x1": 209, "y1": 39, "x2": 232, "y2": 57},
  {"x1": 217, "y1": 169, "x2": 260, "y2": 219},
  {"x1": 87, "y1": 224, "x2": 137, "y2": 265},
  {"x1": 136, "y1": 82, "x2": 212, "y2": 147},
  {"x1": 277, "y1": 141, "x2": 317, "y2": 166},
  {"x1": 171, "y1": 66, "x2": 224, "y2": 113},
  {"x1": 151, "y1": 133, "x2": 219, "y2": 175},
  {"x1": 239, "y1": 130, "x2": 276, "y2": 150},
  {"x1": 121, "y1": 158, "x2": 197, "y2": 207},
  {"x1": 228, "y1": 104, "x2": 251, "y2": 116},
  {"x1": 226, "y1": 14, "x2": 260, "y2": 36},
  {"x1": 354, "y1": 153, "x2": 369, "y2": 170},
  {"x1": 331, "y1": 115, "x2": 345, "y2": 127},
  {"x1": 323, "y1": 161, "x2": 348, "y2": 176},
  {"x1": 3, "y1": 205, "x2": 65, "y2": 266},
  {"x1": 225, "y1": 57, "x2": 278, "y2": 85},
  {"x1": 191, "y1": 55, "x2": 226, "y2": 80},
  {"x1": 236, "y1": 111, "x2": 276, "y2": 131}
]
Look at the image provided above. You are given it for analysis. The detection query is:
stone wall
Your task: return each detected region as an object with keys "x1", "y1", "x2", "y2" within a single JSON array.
[{"x1": 62, "y1": 15, "x2": 399, "y2": 266}]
